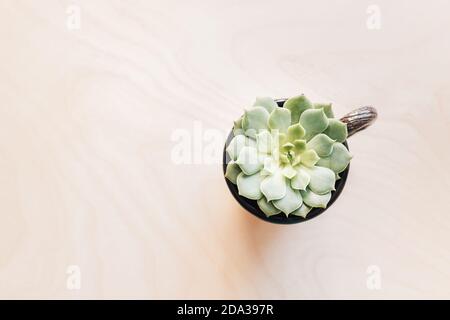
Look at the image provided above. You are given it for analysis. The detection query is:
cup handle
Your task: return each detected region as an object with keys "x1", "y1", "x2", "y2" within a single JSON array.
[{"x1": 340, "y1": 106, "x2": 377, "y2": 138}]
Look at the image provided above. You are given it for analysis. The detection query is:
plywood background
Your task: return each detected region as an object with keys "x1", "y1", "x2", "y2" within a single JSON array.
[{"x1": 0, "y1": 0, "x2": 449, "y2": 299}]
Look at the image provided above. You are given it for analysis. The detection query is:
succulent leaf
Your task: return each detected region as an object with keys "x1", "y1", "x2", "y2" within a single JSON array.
[
  {"x1": 304, "y1": 166, "x2": 336, "y2": 195},
  {"x1": 279, "y1": 153, "x2": 290, "y2": 164},
  {"x1": 287, "y1": 123, "x2": 305, "y2": 141},
  {"x1": 242, "y1": 107, "x2": 270, "y2": 138},
  {"x1": 253, "y1": 97, "x2": 278, "y2": 113},
  {"x1": 226, "y1": 134, "x2": 255, "y2": 160},
  {"x1": 237, "y1": 172, "x2": 264, "y2": 200},
  {"x1": 300, "y1": 149, "x2": 320, "y2": 167},
  {"x1": 260, "y1": 170, "x2": 286, "y2": 201},
  {"x1": 257, "y1": 197, "x2": 281, "y2": 217},
  {"x1": 299, "y1": 109, "x2": 329, "y2": 141},
  {"x1": 323, "y1": 119, "x2": 348, "y2": 143},
  {"x1": 313, "y1": 103, "x2": 334, "y2": 118},
  {"x1": 301, "y1": 189, "x2": 332, "y2": 208},
  {"x1": 282, "y1": 165, "x2": 297, "y2": 179},
  {"x1": 225, "y1": 160, "x2": 241, "y2": 184},
  {"x1": 281, "y1": 142, "x2": 295, "y2": 153},
  {"x1": 261, "y1": 157, "x2": 278, "y2": 176},
  {"x1": 293, "y1": 139, "x2": 307, "y2": 154},
  {"x1": 284, "y1": 94, "x2": 312, "y2": 124},
  {"x1": 317, "y1": 142, "x2": 352, "y2": 173},
  {"x1": 268, "y1": 108, "x2": 291, "y2": 133},
  {"x1": 291, "y1": 167, "x2": 310, "y2": 190},
  {"x1": 235, "y1": 146, "x2": 263, "y2": 175},
  {"x1": 276, "y1": 131, "x2": 288, "y2": 144},
  {"x1": 291, "y1": 203, "x2": 312, "y2": 218},
  {"x1": 273, "y1": 184, "x2": 303, "y2": 216},
  {"x1": 306, "y1": 133, "x2": 336, "y2": 157},
  {"x1": 233, "y1": 116, "x2": 244, "y2": 135},
  {"x1": 256, "y1": 131, "x2": 273, "y2": 154}
]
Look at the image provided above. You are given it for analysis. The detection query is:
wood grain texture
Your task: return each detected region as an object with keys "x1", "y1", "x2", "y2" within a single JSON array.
[{"x1": 0, "y1": 0, "x2": 449, "y2": 299}]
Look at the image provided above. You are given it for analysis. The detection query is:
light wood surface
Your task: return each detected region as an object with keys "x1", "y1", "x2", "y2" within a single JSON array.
[{"x1": 0, "y1": 0, "x2": 449, "y2": 299}]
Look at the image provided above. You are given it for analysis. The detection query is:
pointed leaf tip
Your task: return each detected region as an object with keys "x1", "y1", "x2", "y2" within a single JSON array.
[
  {"x1": 225, "y1": 161, "x2": 241, "y2": 184},
  {"x1": 242, "y1": 106, "x2": 269, "y2": 138},
  {"x1": 235, "y1": 146, "x2": 263, "y2": 175},
  {"x1": 306, "y1": 133, "x2": 336, "y2": 157},
  {"x1": 257, "y1": 197, "x2": 281, "y2": 217},
  {"x1": 299, "y1": 109, "x2": 329, "y2": 141},
  {"x1": 237, "y1": 172, "x2": 264, "y2": 200},
  {"x1": 324, "y1": 119, "x2": 348, "y2": 143},
  {"x1": 253, "y1": 97, "x2": 278, "y2": 113},
  {"x1": 287, "y1": 123, "x2": 305, "y2": 142},
  {"x1": 284, "y1": 94, "x2": 313, "y2": 124},
  {"x1": 268, "y1": 108, "x2": 291, "y2": 133},
  {"x1": 317, "y1": 142, "x2": 352, "y2": 173},
  {"x1": 260, "y1": 170, "x2": 287, "y2": 201},
  {"x1": 272, "y1": 184, "x2": 303, "y2": 216},
  {"x1": 301, "y1": 189, "x2": 332, "y2": 208},
  {"x1": 313, "y1": 103, "x2": 334, "y2": 118},
  {"x1": 304, "y1": 166, "x2": 336, "y2": 195}
]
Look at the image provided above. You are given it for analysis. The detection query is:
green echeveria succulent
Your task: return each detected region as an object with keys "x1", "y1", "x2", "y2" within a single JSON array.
[{"x1": 225, "y1": 94, "x2": 352, "y2": 218}]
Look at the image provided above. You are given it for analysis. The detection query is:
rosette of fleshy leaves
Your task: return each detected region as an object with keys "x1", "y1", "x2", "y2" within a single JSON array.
[{"x1": 225, "y1": 95, "x2": 352, "y2": 218}]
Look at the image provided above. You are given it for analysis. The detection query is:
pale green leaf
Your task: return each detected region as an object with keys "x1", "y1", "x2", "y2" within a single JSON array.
[
  {"x1": 237, "y1": 172, "x2": 264, "y2": 200},
  {"x1": 281, "y1": 142, "x2": 295, "y2": 153},
  {"x1": 273, "y1": 184, "x2": 303, "y2": 216},
  {"x1": 261, "y1": 157, "x2": 278, "y2": 176},
  {"x1": 226, "y1": 134, "x2": 247, "y2": 161},
  {"x1": 291, "y1": 204, "x2": 312, "y2": 218},
  {"x1": 277, "y1": 132, "x2": 288, "y2": 147},
  {"x1": 323, "y1": 119, "x2": 348, "y2": 143},
  {"x1": 234, "y1": 116, "x2": 242, "y2": 130},
  {"x1": 313, "y1": 103, "x2": 334, "y2": 118},
  {"x1": 235, "y1": 146, "x2": 263, "y2": 175},
  {"x1": 233, "y1": 117, "x2": 244, "y2": 135},
  {"x1": 257, "y1": 197, "x2": 281, "y2": 217},
  {"x1": 225, "y1": 160, "x2": 241, "y2": 184},
  {"x1": 260, "y1": 170, "x2": 286, "y2": 201},
  {"x1": 287, "y1": 123, "x2": 305, "y2": 142},
  {"x1": 284, "y1": 94, "x2": 312, "y2": 124},
  {"x1": 301, "y1": 189, "x2": 332, "y2": 208},
  {"x1": 242, "y1": 106, "x2": 270, "y2": 138},
  {"x1": 268, "y1": 108, "x2": 291, "y2": 133},
  {"x1": 253, "y1": 97, "x2": 278, "y2": 113},
  {"x1": 306, "y1": 133, "x2": 336, "y2": 157},
  {"x1": 304, "y1": 166, "x2": 336, "y2": 195},
  {"x1": 256, "y1": 131, "x2": 273, "y2": 154},
  {"x1": 292, "y1": 139, "x2": 307, "y2": 166},
  {"x1": 291, "y1": 167, "x2": 310, "y2": 190},
  {"x1": 300, "y1": 149, "x2": 320, "y2": 167},
  {"x1": 282, "y1": 165, "x2": 297, "y2": 179},
  {"x1": 293, "y1": 139, "x2": 307, "y2": 154},
  {"x1": 279, "y1": 153, "x2": 290, "y2": 164},
  {"x1": 299, "y1": 109, "x2": 329, "y2": 141},
  {"x1": 317, "y1": 142, "x2": 352, "y2": 173}
]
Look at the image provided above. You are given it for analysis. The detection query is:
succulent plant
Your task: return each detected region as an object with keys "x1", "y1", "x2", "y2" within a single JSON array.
[{"x1": 225, "y1": 94, "x2": 352, "y2": 218}]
